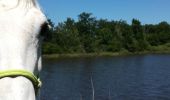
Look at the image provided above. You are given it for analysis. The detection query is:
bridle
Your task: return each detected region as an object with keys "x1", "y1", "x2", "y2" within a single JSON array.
[{"x1": 0, "y1": 69, "x2": 41, "y2": 93}]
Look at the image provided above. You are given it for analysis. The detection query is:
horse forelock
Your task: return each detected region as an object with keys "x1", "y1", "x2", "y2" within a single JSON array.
[
  {"x1": 0, "y1": 0, "x2": 40, "y2": 11},
  {"x1": 18, "y1": 0, "x2": 40, "y2": 9}
]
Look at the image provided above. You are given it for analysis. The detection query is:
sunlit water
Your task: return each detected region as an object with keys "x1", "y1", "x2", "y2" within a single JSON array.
[{"x1": 40, "y1": 54, "x2": 170, "y2": 100}]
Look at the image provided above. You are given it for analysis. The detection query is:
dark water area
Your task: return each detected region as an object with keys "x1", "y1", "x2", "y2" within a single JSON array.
[{"x1": 40, "y1": 54, "x2": 170, "y2": 100}]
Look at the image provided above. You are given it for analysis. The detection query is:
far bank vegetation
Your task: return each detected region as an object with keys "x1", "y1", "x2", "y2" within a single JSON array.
[{"x1": 42, "y1": 12, "x2": 170, "y2": 56}]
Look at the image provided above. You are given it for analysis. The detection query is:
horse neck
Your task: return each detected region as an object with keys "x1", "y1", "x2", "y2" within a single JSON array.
[{"x1": 0, "y1": 77, "x2": 36, "y2": 100}]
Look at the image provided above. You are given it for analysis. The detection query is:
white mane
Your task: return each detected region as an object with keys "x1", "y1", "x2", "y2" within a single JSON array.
[{"x1": 0, "y1": 0, "x2": 40, "y2": 12}]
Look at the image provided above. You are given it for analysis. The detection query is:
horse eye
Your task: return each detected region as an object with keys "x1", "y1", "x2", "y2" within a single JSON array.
[{"x1": 40, "y1": 22, "x2": 48, "y2": 36}]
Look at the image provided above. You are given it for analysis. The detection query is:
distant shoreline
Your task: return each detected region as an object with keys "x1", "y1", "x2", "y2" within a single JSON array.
[{"x1": 43, "y1": 50, "x2": 170, "y2": 59}]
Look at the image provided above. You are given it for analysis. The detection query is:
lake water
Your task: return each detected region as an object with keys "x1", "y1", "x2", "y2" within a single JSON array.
[{"x1": 40, "y1": 54, "x2": 170, "y2": 100}]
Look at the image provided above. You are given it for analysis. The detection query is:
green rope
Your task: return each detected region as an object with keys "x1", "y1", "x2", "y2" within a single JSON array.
[{"x1": 0, "y1": 70, "x2": 42, "y2": 89}]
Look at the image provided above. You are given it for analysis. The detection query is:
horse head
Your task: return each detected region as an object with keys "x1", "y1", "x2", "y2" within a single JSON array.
[{"x1": 0, "y1": 0, "x2": 48, "y2": 100}]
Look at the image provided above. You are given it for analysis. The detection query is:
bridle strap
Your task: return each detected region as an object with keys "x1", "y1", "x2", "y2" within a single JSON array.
[{"x1": 0, "y1": 70, "x2": 42, "y2": 90}]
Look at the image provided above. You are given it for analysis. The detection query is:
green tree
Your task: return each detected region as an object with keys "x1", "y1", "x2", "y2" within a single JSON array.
[
  {"x1": 144, "y1": 24, "x2": 158, "y2": 45},
  {"x1": 41, "y1": 13, "x2": 170, "y2": 54},
  {"x1": 131, "y1": 19, "x2": 148, "y2": 51},
  {"x1": 53, "y1": 18, "x2": 83, "y2": 53},
  {"x1": 77, "y1": 12, "x2": 97, "y2": 53},
  {"x1": 156, "y1": 21, "x2": 170, "y2": 44}
]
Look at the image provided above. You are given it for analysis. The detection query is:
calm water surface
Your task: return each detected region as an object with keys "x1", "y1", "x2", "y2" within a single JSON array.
[{"x1": 40, "y1": 54, "x2": 170, "y2": 100}]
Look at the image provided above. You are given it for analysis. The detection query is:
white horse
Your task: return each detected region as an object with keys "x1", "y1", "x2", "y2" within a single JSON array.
[{"x1": 0, "y1": 0, "x2": 48, "y2": 100}]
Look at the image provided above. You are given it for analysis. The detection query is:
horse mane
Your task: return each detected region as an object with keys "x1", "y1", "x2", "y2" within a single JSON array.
[
  {"x1": 17, "y1": 0, "x2": 40, "y2": 9},
  {"x1": 0, "y1": 0, "x2": 40, "y2": 11}
]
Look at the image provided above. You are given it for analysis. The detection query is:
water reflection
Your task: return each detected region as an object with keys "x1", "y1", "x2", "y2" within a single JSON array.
[{"x1": 40, "y1": 54, "x2": 170, "y2": 100}]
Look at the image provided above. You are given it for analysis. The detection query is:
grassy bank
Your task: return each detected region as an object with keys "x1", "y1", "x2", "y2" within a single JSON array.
[
  {"x1": 43, "y1": 44, "x2": 170, "y2": 59},
  {"x1": 43, "y1": 52, "x2": 128, "y2": 59}
]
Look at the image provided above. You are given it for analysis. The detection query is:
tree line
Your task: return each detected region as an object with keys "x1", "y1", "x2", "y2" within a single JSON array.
[{"x1": 42, "y1": 12, "x2": 170, "y2": 54}]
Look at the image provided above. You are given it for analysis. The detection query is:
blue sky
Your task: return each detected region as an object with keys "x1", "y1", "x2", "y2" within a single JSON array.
[{"x1": 39, "y1": 0, "x2": 170, "y2": 25}]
